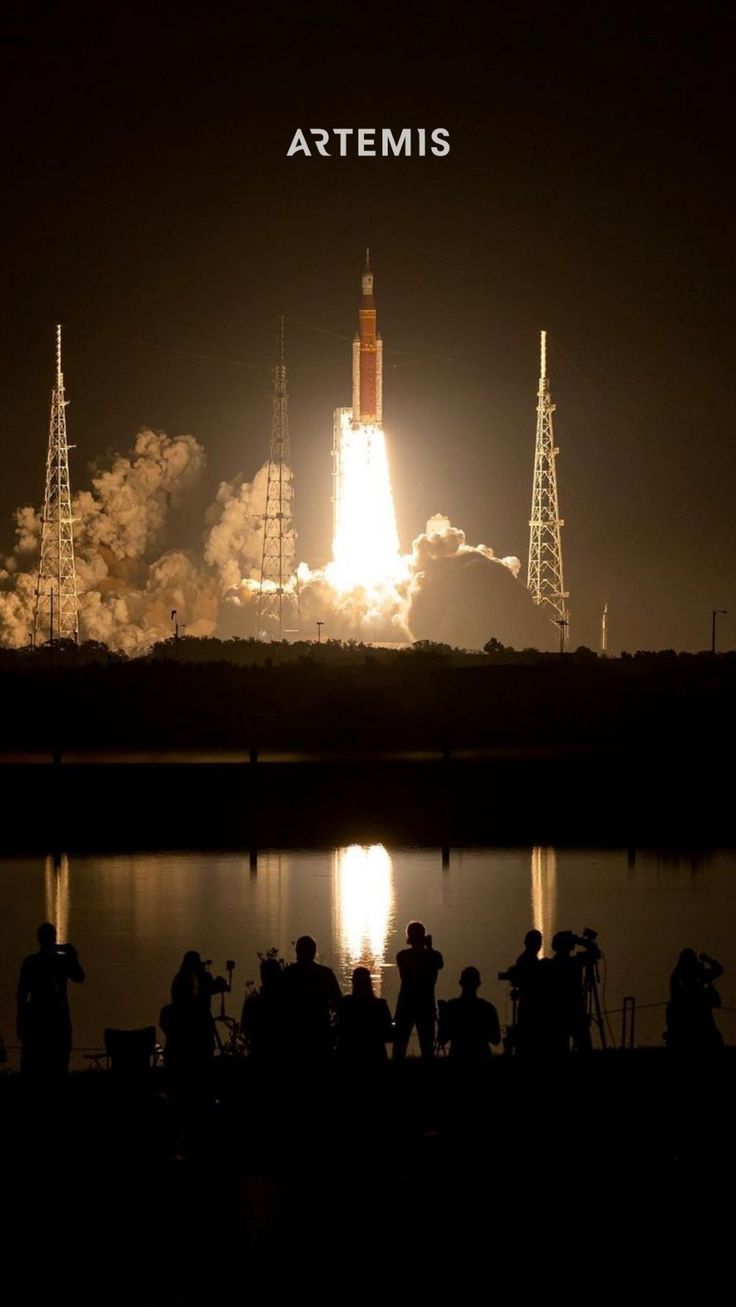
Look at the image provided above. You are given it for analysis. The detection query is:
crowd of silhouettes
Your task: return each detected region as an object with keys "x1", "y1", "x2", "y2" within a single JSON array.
[
  {"x1": 10, "y1": 919, "x2": 728, "y2": 1080},
  {"x1": 503, "y1": 927, "x2": 603, "y2": 1056}
]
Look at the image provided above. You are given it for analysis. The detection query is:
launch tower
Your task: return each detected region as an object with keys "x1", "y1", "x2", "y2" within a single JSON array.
[
  {"x1": 33, "y1": 326, "x2": 79, "y2": 645},
  {"x1": 527, "y1": 330, "x2": 569, "y2": 638},
  {"x1": 257, "y1": 318, "x2": 298, "y2": 639}
]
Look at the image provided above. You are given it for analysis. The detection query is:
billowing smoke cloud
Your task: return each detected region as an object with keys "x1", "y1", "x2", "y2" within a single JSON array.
[
  {"x1": 407, "y1": 514, "x2": 553, "y2": 650},
  {"x1": 76, "y1": 428, "x2": 205, "y2": 559},
  {"x1": 297, "y1": 566, "x2": 412, "y2": 643},
  {"x1": 0, "y1": 429, "x2": 219, "y2": 654},
  {"x1": 0, "y1": 436, "x2": 551, "y2": 654},
  {"x1": 226, "y1": 512, "x2": 545, "y2": 649},
  {"x1": 204, "y1": 464, "x2": 272, "y2": 592}
]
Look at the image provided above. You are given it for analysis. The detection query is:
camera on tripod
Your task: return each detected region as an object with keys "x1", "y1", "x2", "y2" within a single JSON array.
[{"x1": 551, "y1": 926, "x2": 599, "y2": 952}]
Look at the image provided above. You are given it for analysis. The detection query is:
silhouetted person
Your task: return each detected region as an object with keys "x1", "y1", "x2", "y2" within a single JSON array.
[
  {"x1": 162, "y1": 950, "x2": 227, "y2": 1078},
  {"x1": 546, "y1": 930, "x2": 600, "y2": 1054},
  {"x1": 393, "y1": 921, "x2": 443, "y2": 1060},
  {"x1": 439, "y1": 967, "x2": 500, "y2": 1064},
  {"x1": 16, "y1": 922, "x2": 85, "y2": 1077},
  {"x1": 282, "y1": 935, "x2": 342, "y2": 1061},
  {"x1": 666, "y1": 949, "x2": 724, "y2": 1052},
  {"x1": 507, "y1": 929, "x2": 545, "y2": 1056},
  {"x1": 336, "y1": 967, "x2": 393, "y2": 1069},
  {"x1": 241, "y1": 956, "x2": 286, "y2": 1062}
]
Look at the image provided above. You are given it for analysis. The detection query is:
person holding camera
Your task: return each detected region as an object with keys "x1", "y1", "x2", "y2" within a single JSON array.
[
  {"x1": 502, "y1": 929, "x2": 545, "y2": 1056},
  {"x1": 162, "y1": 949, "x2": 229, "y2": 1079},
  {"x1": 392, "y1": 921, "x2": 444, "y2": 1061},
  {"x1": 16, "y1": 921, "x2": 86, "y2": 1077},
  {"x1": 666, "y1": 948, "x2": 724, "y2": 1052},
  {"x1": 546, "y1": 929, "x2": 600, "y2": 1054}
]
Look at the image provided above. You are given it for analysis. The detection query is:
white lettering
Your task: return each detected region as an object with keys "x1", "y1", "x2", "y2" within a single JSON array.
[
  {"x1": 333, "y1": 128, "x2": 354, "y2": 156},
  {"x1": 431, "y1": 128, "x2": 450, "y2": 157},
  {"x1": 286, "y1": 128, "x2": 311, "y2": 157},
  {"x1": 286, "y1": 128, "x2": 451, "y2": 158},
  {"x1": 310, "y1": 128, "x2": 331, "y2": 156},
  {"x1": 382, "y1": 127, "x2": 411, "y2": 156},
  {"x1": 357, "y1": 128, "x2": 376, "y2": 156}
]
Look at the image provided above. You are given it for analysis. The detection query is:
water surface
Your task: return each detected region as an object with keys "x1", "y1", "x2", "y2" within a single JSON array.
[{"x1": 1, "y1": 845, "x2": 734, "y2": 1060}]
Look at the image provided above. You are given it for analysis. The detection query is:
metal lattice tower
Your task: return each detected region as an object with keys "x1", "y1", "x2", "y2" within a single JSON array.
[
  {"x1": 33, "y1": 325, "x2": 79, "y2": 646},
  {"x1": 527, "y1": 330, "x2": 569, "y2": 638},
  {"x1": 257, "y1": 318, "x2": 298, "y2": 639},
  {"x1": 600, "y1": 603, "x2": 608, "y2": 656}
]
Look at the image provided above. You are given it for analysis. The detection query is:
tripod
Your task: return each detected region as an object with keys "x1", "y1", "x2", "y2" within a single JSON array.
[{"x1": 581, "y1": 951, "x2": 607, "y2": 1050}]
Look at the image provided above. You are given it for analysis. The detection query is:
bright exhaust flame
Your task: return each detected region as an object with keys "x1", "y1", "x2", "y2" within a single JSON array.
[{"x1": 328, "y1": 414, "x2": 407, "y2": 591}]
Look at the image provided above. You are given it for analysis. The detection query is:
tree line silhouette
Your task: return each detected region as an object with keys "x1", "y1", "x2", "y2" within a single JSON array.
[{"x1": 0, "y1": 638, "x2": 731, "y2": 755}]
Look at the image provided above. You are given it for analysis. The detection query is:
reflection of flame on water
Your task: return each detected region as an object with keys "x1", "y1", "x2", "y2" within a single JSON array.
[
  {"x1": 332, "y1": 844, "x2": 395, "y2": 991},
  {"x1": 531, "y1": 846, "x2": 557, "y2": 954},
  {"x1": 44, "y1": 852, "x2": 70, "y2": 942}
]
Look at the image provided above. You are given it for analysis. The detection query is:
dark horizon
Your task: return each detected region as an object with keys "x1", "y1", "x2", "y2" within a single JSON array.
[{"x1": 1, "y1": 2, "x2": 733, "y2": 653}]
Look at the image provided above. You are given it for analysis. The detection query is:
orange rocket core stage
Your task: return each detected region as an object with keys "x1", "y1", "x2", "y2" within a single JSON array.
[{"x1": 352, "y1": 250, "x2": 383, "y2": 427}]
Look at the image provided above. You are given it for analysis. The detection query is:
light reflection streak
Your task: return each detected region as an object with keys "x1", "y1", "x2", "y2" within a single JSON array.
[
  {"x1": 332, "y1": 844, "x2": 395, "y2": 991},
  {"x1": 531, "y1": 846, "x2": 557, "y2": 954},
  {"x1": 249, "y1": 851, "x2": 290, "y2": 950},
  {"x1": 44, "y1": 851, "x2": 70, "y2": 942}
]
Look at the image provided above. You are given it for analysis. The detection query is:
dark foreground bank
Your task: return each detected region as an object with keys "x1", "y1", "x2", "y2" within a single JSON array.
[
  {"x1": 0, "y1": 644, "x2": 732, "y2": 848},
  {"x1": 4, "y1": 1052, "x2": 734, "y2": 1302}
]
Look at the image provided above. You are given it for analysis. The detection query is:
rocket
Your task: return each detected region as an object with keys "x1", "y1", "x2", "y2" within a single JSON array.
[{"x1": 351, "y1": 248, "x2": 383, "y2": 427}]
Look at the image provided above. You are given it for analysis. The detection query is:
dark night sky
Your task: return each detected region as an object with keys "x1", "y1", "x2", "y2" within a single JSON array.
[{"x1": 0, "y1": 0, "x2": 733, "y2": 651}]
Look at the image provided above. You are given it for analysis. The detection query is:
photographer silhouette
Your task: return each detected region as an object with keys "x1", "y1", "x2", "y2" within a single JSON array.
[
  {"x1": 16, "y1": 922, "x2": 85, "y2": 1077},
  {"x1": 392, "y1": 921, "x2": 443, "y2": 1061},
  {"x1": 666, "y1": 949, "x2": 724, "y2": 1052}
]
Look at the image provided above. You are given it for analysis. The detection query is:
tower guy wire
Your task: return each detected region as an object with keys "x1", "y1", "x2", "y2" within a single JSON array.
[
  {"x1": 527, "y1": 330, "x2": 569, "y2": 640},
  {"x1": 257, "y1": 317, "x2": 299, "y2": 640},
  {"x1": 33, "y1": 325, "x2": 79, "y2": 646}
]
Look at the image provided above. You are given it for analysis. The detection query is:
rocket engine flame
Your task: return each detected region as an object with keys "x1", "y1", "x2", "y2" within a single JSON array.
[{"x1": 327, "y1": 413, "x2": 406, "y2": 592}]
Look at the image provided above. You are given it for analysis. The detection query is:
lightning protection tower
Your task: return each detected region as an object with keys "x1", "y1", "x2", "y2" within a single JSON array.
[
  {"x1": 257, "y1": 318, "x2": 298, "y2": 639},
  {"x1": 33, "y1": 325, "x2": 79, "y2": 646},
  {"x1": 527, "y1": 330, "x2": 569, "y2": 639}
]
